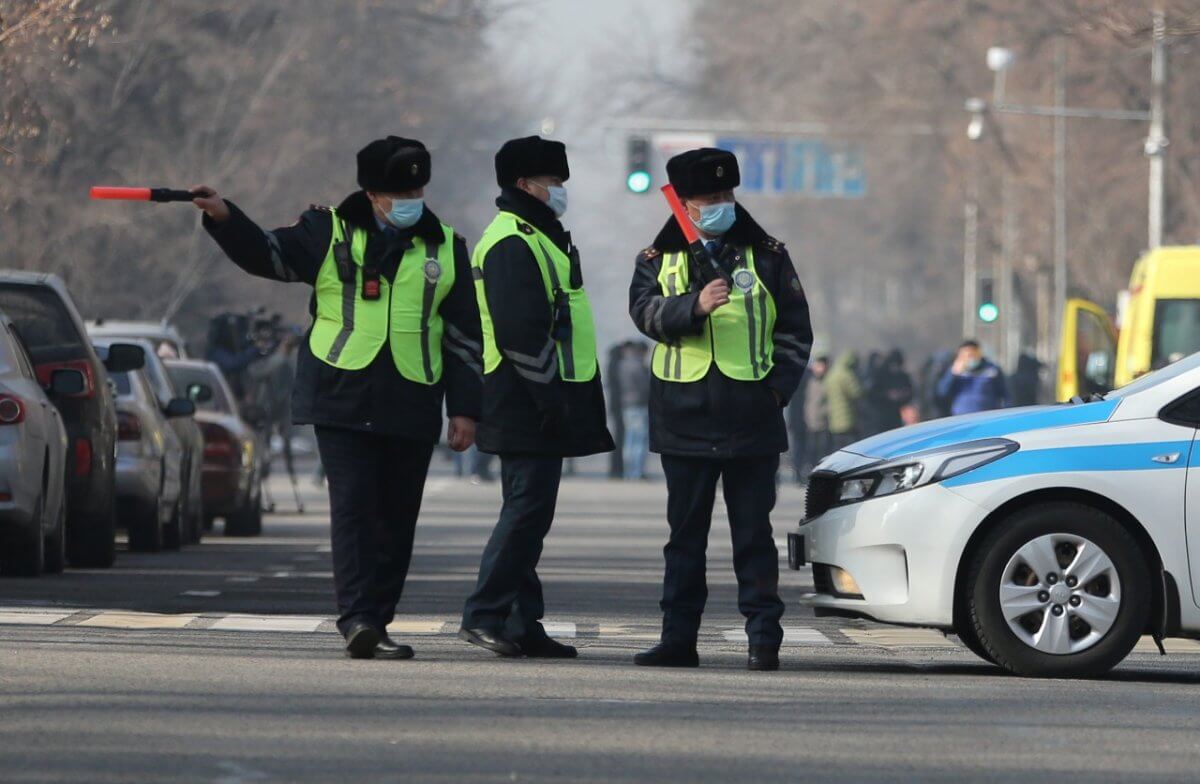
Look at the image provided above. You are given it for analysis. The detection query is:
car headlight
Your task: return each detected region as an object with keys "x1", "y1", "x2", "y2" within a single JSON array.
[{"x1": 835, "y1": 438, "x2": 1017, "y2": 506}]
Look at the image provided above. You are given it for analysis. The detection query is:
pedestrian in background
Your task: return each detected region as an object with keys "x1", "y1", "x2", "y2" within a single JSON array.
[
  {"x1": 1010, "y1": 351, "x2": 1043, "y2": 407},
  {"x1": 825, "y1": 351, "x2": 863, "y2": 451},
  {"x1": 920, "y1": 349, "x2": 955, "y2": 419},
  {"x1": 870, "y1": 349, "x2": 914, "y2": 433},
  {"x1": 628, "y1": 148, "x2": 813, "y2": 671},
  {"x1": 461, "y1": 136, "x2": 613, "y2": 660},
  {"x1": 802, "y1": 355, "x2": 830, "y2": 474},
  {"x1": 192, "y1": 136, "x2": 483, "y2": 660},
  {"x1": 785, "y1": 366, "x2": 808, "y2": 484},
  {"x1": 606, "y1": 342, "x2": 626, "y2": 478},
  {"x1": 937, "y1": 339, "x2": 1008, "y2": 415},
  {"x1": 617, "y1": 341, "x2": 651, "y2": 480}
]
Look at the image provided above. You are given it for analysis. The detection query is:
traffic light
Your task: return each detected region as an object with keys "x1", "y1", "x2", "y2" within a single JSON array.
[
  {"x1": 626, "y1": 136, "x2": 651, "y2": 194},
  {"x1": 978, "y1": 276, "x2": 999, "y2": 323}
]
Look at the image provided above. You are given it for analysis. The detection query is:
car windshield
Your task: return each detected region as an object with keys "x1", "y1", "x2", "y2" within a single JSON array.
[
  {"x1": 1152, "y1": 299, "x2": 1200, "y2": 368},
  {"x1": 166, "y1": 365, "x2": 233, "y2": 413},
  {"x1": 0, "y1": 284, "x2": 85, "y2": 363},
  {"x1": 1106, "y1": 350, "x2": 1200, "y2": 400}
]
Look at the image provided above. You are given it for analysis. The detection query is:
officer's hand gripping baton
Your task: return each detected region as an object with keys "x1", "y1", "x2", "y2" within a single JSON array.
[
  {"x1": 90, "y1": 186, "x2": 198, "y2": 203},
  {"x1": 660, "y1": 184, "x2": 732, "y2": 287}
]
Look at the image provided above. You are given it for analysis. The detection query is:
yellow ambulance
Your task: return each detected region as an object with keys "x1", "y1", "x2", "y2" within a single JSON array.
[{"x1": 1057, "y1": 246, "x2": 1200, "y2": 400}]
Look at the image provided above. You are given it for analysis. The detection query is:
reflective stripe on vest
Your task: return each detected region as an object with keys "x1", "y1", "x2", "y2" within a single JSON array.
[
  {"x1": 307, "y1": 209, "x2": 456, "y2": 384},
  {"x1": 472, "y1": 212, "x2": 598, "y2": 383},
  {"x1": 651, "y1": 247, "x2": 776, "y2": 383}
]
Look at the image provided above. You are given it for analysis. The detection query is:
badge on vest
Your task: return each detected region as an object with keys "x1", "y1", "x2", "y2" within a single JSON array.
[
  {"x1": 733, "y1": 269, "x2": 756, "y2": 293},
  {"x1": 423, "y1": 258, "x2": 442, "y2": 284}
]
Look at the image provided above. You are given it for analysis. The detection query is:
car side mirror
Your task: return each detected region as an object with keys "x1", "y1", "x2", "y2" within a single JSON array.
[
  {"x1": 187, "y1": 383, "x2": 213, "y2": 404},
  {"x1": 104, "y1": 343, "x2": 145, "y2": 373},
  {"x1": 164, "y1": 397, "x2": 196, "y2": 418},
  {"x1": 48, "y1": 368, "x2": 86, "y2": 396}
]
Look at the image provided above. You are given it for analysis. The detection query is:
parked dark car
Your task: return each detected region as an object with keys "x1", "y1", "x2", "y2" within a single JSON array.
[
  {"x1": 0, "y1": 272, "x2": 143, "y2": 567},
  {"x1": 165, "y1": 359, "x2": 263, "y2": 536}
]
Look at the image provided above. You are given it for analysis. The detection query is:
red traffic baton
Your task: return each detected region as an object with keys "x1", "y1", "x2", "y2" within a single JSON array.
[{"x1": 90, "y1": 186, "x2": 198, "y2": 203}]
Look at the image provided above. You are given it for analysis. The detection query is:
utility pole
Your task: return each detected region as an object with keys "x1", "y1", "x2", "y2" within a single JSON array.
[
  {"x1": 1052, "y1": 38, "x2": 1067, "y2": 359},
  {"x1": 1147, "y1": 9, "x2": 1167, "y2": 249},
  {"x1": 962, "y1": 158, "x2": 979, "y2": 338}
]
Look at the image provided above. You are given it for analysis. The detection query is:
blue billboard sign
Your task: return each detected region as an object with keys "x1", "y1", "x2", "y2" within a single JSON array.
[{"x1": 713, "y1": 136, "x2": 865, "y2": 198}]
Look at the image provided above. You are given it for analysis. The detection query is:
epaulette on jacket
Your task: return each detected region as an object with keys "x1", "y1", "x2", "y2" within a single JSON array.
[
  {"x1": 454, "y1": 232, "x2": 466, "y2": 244},
  {"x1": 639, "y1": 246, "x2": 661, "y2": 260},
  {"x1": 310, "y1": 204, "x2": 332, "y2": 213},
  {"x1": 516, "y1": 221, "x2": 536, "y2": 236},
  {"x1": 759, "y1": 235, "x2": 785, "y2": 253}
]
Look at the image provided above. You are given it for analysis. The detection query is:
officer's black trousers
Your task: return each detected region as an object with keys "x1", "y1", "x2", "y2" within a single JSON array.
[
  {"x1": 461, "y1": 455, "x2": 563, "y2": 641},
  {"x1": 658, "y1": 454, "x2": 785, "y2": 648},
  {"x1": 315, "y1": 426, "x2": 433, "y2": 637}
]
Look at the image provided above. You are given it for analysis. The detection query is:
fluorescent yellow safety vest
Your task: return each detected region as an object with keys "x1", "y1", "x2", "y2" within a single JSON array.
[
  {"x1": 308, "y1": 208, "x2": 456, "y2": 384},
  {"x1": 652, "y1": 247, "x2": 776, "y2": 382},
  {"x1": 472, "y1": 212, "x2": 598, "y2": 382}
]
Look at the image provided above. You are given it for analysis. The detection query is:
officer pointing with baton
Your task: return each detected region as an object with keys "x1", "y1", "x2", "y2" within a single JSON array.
[
  {"x1": 628, "y1": 148, "x2": 814, "y2": 671},
  {"x1": 191, "y1": 136, "x2": 484, "y2": 660}
]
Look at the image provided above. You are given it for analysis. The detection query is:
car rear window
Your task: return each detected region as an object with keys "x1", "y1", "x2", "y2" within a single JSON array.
[
  {"x1": 110, "y1": 370, "x2": 133, "y2": 396},
  {"x1": 0, "y1": 284, "x2": 85, "y2": 363},
  {"x1": 166, "y1": 364, "x2": 232, "y2": 413}
]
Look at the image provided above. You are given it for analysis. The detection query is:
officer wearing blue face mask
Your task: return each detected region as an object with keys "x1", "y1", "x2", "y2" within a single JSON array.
[
  {"x1": 628, "y1": 148, "x2": 814, "y2": 671},
  {"x1": 192, "y1": 136, "x2": 483, "y2": 660}
]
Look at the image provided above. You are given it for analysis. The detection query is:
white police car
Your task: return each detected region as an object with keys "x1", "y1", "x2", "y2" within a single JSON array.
[{"x1": 791, "y1": 352, "x2": 1200, "y2": 677}]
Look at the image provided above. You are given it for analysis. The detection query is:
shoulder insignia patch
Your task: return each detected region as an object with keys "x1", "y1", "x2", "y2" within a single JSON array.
[
  {"x1": 640, "y1": 246, "x2": 661, "y2": 260},
  {"x1": 516, "y1": 221, "x2": 535, "y2": 235}
]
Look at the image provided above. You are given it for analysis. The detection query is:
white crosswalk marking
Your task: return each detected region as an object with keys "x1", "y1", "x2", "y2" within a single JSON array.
[
  {"x1": 0, "y1": 610, "x2": 74, "y2": 625},
  {"x1": 542, "y1": 622, "x2": 577, "y2": 639},
  {"x1": 210, "y1": 615, "x2": 324, "y2": 633},
  {"x1": 80, "y1": 612, "x2": 196, "y2": 630},
  {"x1": 722, "y1": 627, "x2": 832, "y2": 645}
]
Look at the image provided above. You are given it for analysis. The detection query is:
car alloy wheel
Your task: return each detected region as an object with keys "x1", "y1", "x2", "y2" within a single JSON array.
[{"x1": 999, "y1": 533, "x2": 1121, "y2": 655}]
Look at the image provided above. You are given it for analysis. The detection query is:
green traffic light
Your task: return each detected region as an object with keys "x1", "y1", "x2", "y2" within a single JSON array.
[
  {"x1": 627, "y1": 170, "x2": 651, "y2": 193},
  {"x1": 978, "y1": 302, "x2": 1000, "y2": 323}
]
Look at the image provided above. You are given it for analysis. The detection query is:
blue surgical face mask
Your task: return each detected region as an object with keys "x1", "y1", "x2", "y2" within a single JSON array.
[
  {"x1": 530, "y1": 180, "x2": 568, "y2": 218},
  {"x1": 385, "y1": 197, "x2": 423, "y2": 229},
  {"x1": 965, "y1": 357, "x2": 982, "y2": 372},
  {"x1": 692, "y1": 201, "x2": 736, "y2": 235}
]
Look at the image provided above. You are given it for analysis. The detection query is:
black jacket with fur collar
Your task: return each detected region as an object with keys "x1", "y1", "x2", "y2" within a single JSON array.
[
  {"x1": 203, "y1": 191, "x2": 482, "y2": 440},
  {"x1": 628, "y1": 204, "x2": 814, "y2": 458}
]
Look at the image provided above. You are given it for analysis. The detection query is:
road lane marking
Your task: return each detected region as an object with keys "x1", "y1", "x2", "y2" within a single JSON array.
[
  {"x1": 226, "y1": 576, "x2": 260, "y2": 583},
  {"x1": 181, "y1": 590, "x2": 221, "y2": 597},
  {"x1": 722, "y1": 627, "x2": 833, "y2": 645},
  {"x1": 0, "y1": 610, "x2": 74, "y2": 625},
  {"x1": 210, "y1": 615, "x2": 324, "y2": 633},
  {"x1": 1134, "y1": 637, "x2": 1200, "y2": 654},
  {"x1": 79, "y1": 611, "x2": 197, "y2": 630},
  {"x1": 386, "y1": 619, "x2": 446, "y2": 635},
  {"x1": 840, "y1": 628, "x2": 956, "y2": 648},
  {"x1": 542, "y1": 621, "x2": 577, "y2": 639}
]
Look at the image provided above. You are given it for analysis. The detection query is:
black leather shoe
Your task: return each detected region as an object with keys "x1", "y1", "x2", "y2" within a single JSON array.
[
  {"x1": 375, "y1": 632, "x2": 415, "y2": 660},
  {"x1": 748, "y1": 645, "x2": 780, "y2": 671},
  {"x1": 344, "y1": 621, "x2": 380, "y2": 660},
  {"x1": 519, "y1": 635, "x2": 578, "y2": 659},
  {"x1": 633, "y1": 642, "x2": 699, "y2": 668},
  {"x1": 458, "y1": 627, "x2": 522, "y2": 657}
]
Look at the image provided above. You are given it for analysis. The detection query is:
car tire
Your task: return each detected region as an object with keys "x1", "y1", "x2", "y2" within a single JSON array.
[
  {"x1": 66, "y1": 498, "x2": 116, "y2": 569},
  {"x1": 225, "y1": 498, "x2": 263, "y2": 538},
  {"x1": 163, "y1": 499, "x2": 184, "y2": 551},
  {"x1": 126, "y1": 498, "x2": 164, "y2": 553},
  {"x1": 954, "y1": 622, "x2": 997, "y2": 666},
  {"x1": 43, "y1": 497, "x2": 66, "y2": 575},
  {"x1": 965, "y1": 502, "x2": 1150, "y2": 678},
  {"x1": 0, "y1": 497, "x2": 44, "y2": 577}
]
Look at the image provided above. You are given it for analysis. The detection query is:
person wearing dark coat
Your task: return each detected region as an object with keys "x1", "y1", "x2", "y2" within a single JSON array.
[
  {"x1": 459, "y1": 136, "x2": 614, "y2": 659},
  {"x1": 628, "y1": 148, "x2": 813, "y2": 671},
  {"x1": 191, "y1": 136, "x2": 483, "y2": 660}
]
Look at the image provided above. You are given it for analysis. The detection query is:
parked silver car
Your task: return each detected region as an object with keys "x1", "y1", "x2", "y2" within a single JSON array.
[
  {"x1": 0, "y1": 312, "x2": 83, "y2": 576},
  {"x1": 104, "y1": 359, "x2": 194, "y2": 553},
  {"x1": 86, "y1": 319, "x2": 191, "y2": 359}
]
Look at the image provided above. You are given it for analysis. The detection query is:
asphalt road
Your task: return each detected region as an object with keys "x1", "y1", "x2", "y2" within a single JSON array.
[{"x1": 3, "y1": 458, "x2": 1200, "y2": 783}]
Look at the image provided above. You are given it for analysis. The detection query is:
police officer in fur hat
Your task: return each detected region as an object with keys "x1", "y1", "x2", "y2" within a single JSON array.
[
  {"x1": 191, "y1": 136, "x2": 483, "y2": 660},
  {"x1": 628, "y1": 148, "x2": 814, "y2": 671},
  {"x1": 459, "y1": 136, "x2": 613, "y2": 659}
]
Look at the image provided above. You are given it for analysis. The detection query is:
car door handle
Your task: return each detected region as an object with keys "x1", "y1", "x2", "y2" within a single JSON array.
[{"x1": 1152, "y1": 452, "x2": 1181, "y2": 464}]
